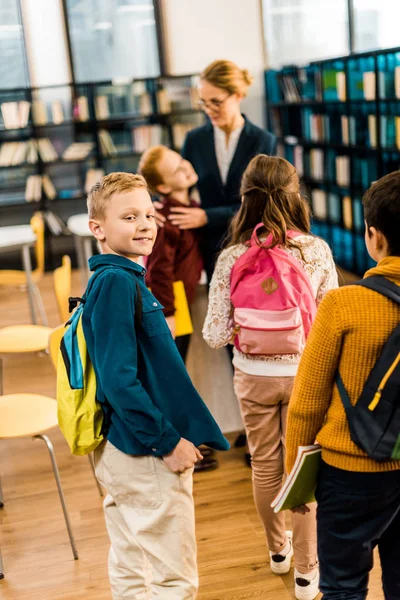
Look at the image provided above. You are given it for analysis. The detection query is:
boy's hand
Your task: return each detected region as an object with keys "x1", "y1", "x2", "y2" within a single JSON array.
[
  {"x1": 166, "y1": 315, "x2": 176, "y2": 338},
  {"x1": 153, "y1": 201, "x2": 166, "y2": 228},
  {"x1": 168, "y1": 207, "x2": 208, "y2": 229},
  {"x1": 163, "y1": 438, "x2": 203, "y2": 473}
]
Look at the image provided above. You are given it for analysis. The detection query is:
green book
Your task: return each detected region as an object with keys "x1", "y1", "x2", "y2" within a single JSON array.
[{"x1": 271, "y1": 445, "x2": 322, "y2": 513}]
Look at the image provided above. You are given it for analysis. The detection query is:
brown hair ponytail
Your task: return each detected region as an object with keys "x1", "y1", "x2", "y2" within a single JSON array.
[{"x1": 227, "y1": 155, "x2": 311, "y2": 250}]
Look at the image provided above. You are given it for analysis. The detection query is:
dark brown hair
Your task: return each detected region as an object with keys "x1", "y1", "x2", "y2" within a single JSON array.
[
  {"x1": 363, "y1": 171, "x2": 400, "y2": 256},
  {"x1": 226, "y1": 155, "x2": 311, "y2": 250}
]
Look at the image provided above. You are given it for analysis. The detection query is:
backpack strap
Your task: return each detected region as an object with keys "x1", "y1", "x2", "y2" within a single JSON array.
[
  {"x1": 353, "y1": 275, "x2": 400, "y2": 305},
  {"x1": 336, "y1": 371, "x2": 353, "y2": 413},
  {"x1": 68, "y1": 268, "x2": 143, "y2": 332}
]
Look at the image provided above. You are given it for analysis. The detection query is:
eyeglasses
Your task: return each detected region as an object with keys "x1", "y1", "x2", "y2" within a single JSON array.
[{"x1": 197, "y1": 94, "x2": 232, "y2": 111}]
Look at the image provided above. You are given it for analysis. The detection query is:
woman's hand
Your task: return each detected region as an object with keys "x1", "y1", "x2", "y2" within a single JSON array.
[
  {"x1": 290, "y1": 504, "x2": 311, "y2": 515},
  {"x1": 153, "y1": 201, "x2": 166, "y2": 228},
  {"x1": 168, "y1": 207, "x2": 208, "y2": 229}
]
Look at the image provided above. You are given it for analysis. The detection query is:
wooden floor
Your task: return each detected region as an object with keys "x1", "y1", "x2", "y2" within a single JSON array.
[{"x1": 0, "y1": 270, "x2": 384, "y2": 600}]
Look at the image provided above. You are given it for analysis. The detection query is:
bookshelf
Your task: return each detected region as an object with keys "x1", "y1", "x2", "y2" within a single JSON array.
[
  {"x1": 265, "y1": 46, "x2": 400, "y2": 275},
  {"x1": 0, "y1": 74, "x2": 204, "y2": 267}
]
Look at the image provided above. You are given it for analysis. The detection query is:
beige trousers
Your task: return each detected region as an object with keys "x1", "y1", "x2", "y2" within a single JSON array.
[
  {"x1": 233, "y1": 368, "x2": 318, "y2": 574},
  {"x1": 94, "y1": 441, "x2": 198, "y2": 599}
]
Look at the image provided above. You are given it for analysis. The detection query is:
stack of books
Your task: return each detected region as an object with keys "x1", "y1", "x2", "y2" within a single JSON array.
[
  {"x1": 1, "y1": 101, "x2": 30, "y2": 129},
  {"x1": 98, "y1": 129, "x2": 118, "y2": 156},
  {"x1": 62, "y1": 142, "x2": 94, "y2": 161},
  {"x1": 132, "y1": 125, "x2": 163, "y2": 153},
  {"x1": 37, "y1": 138, "x2": 58, "y2": 162},
  {"x1": 85, "y1": 168, "x2": 105, "y2": 193},
  {"x1": 0, "y1": 140, "x2": 39, "y2": 166}
]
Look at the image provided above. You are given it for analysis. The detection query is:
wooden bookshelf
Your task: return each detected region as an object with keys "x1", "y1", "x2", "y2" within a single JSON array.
[
  {"x1": 0, "y1": 75, "x2": 204, "y2": 268},
  {"x1": 265, "y1": 45, "x2": 400, "y2": 275}
]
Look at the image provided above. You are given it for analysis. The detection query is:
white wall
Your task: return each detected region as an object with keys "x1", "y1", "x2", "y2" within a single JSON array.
[
  {"x1": 161, "y1": 0, "x2": 267, "y2": 127},
  {"x1": 21, "y1": 0, "x2": 71, "y2": 87}
]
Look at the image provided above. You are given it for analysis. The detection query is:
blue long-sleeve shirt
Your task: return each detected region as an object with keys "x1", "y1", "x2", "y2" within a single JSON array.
[{"x1": 82, "y1": 254, "x2": 229, "y2": 457}]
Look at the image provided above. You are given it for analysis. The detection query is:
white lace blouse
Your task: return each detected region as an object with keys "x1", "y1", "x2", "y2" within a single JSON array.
[{"x1": 202, "y1": 235, "x2": 339, "y2": 376}]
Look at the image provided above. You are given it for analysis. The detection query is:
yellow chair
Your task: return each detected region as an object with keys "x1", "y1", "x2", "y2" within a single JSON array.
[
  {"x1": 0, "y1": 393, "x2": 79, "y2": 578},
  {"x1": 0, "y1": 213, "x2": 48, "y2": 326},
  {"x1": 0, "y1": 255, "x2": 71, "y2": 393}
]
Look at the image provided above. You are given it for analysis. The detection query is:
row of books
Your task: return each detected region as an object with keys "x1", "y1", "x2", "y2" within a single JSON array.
[
  {"x1": 0, "y1": 97, "x2": 93, "y2": 130},
  {"x1": 1, "y1": 101, "x2": 30, "y2": 129},
  {"x1": 25, "y1": 174, "x2": 57, "y2": 202},
  {"x1": 0, "y1": 138, "x2": 96, "y2": 166},
  {"x1": 23, "y1": 168, "x2": 105, "y2": 203},
  {"x1": 132, "y1": 125, "x2": 163, "y2": 153},
  {"x1": 267, "y1": 65, "x2": 400, "y2": 104}
]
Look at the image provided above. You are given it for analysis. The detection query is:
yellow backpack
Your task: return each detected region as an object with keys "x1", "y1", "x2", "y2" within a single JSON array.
[{"x1": 57, "y1": 274, "x2": 142, "y2": 456}]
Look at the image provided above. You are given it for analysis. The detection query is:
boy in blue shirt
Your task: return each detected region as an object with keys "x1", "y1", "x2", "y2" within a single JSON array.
[{"x1": 85, "y1": 172, "x2": 229, "y2": 599}]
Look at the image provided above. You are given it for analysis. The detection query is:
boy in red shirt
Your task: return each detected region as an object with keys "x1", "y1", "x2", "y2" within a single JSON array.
[{"x1": 139, "y1": 146, "x2": 203, "y2": 362}]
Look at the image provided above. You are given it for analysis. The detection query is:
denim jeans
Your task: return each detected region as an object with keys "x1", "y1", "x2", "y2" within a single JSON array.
[{"x1": 316, "y1": 460, "x2": 400, "y2": 600}]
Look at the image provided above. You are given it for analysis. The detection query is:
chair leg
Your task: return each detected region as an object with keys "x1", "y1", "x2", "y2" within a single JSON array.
[
  {"x1": 33, "y1": 284, "x2": 49, "y2": 327},
  {"x1": 0, "y1": 470, "x2": 4, "y2": 508},
  {"x1": 33, "y1": 435, "x2": 78, "y2": 560},
  {"x1": 87, "y1": 454, "x2": 103, "y2": 497},
  {"x1": 0, "y1": 544, "x2": 4, "y2": 579}
]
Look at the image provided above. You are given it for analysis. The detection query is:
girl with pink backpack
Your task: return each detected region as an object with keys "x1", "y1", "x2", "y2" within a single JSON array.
[{"x1": 203, "y1": 154, "x2": 338, "y2": 600}]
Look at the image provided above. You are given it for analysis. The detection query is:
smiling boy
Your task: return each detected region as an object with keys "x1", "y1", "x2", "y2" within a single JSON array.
[{"x1": 82, "y1": 172, "x2": 229, "y2": 599}]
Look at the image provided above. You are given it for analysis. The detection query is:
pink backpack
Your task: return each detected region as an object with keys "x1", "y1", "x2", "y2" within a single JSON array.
[{"x1": 230, "y1": 225, "x2": 317, "y2": 356}]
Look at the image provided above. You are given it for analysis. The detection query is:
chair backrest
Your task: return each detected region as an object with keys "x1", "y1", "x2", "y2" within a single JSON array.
[
  {"x1": 54, "y1": 255, "x2": 72, "y2": 324},
  {"x1": 48, "y1": 324, "x2": 66, "y2": 371},
  {"x1": 30, "y1": 212, "x2": 45, "y2": 276}
]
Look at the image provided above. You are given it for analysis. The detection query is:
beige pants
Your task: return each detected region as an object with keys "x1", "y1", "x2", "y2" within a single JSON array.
[
  {"x1": 233, "y1": 368, "x2": 318, "y2": 574},
  {"x1": 94, "y1": 441, "x2": 198, "y2": 599}
]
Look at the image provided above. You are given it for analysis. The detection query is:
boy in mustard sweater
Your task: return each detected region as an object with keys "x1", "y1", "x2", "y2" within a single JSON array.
[{"x1": 285, "y1": 171, "x2": 400, "y2": 600}]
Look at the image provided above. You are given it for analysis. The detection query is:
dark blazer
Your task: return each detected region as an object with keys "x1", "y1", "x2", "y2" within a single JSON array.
[
  {"x1": 83, "y1": 254, "x2": 229, "y2": 457},
  {"x1": 181, "y1": 115, "x2": 276, "y2": 278}
]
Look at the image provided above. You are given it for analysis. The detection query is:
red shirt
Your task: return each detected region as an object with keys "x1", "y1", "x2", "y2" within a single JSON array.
[{"x1": 146, "y1": 197, "x2": 203, "y2": 317}]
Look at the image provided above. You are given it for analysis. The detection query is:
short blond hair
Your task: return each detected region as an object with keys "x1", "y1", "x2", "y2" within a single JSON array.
[
  {"x1": 138, "y1": 145, "x2": 168, "y2": 193},
  {"x1": 87, "y1": 172, "x2": 148, "y2": 219},
  {"x1": 201, "y1": 59, "x2": 254, "y2": 97}
]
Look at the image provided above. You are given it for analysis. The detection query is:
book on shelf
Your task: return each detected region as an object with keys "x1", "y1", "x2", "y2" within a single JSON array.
[
  {"x1": 271, "y1": 445, "x2": 321, "y2": 513},
  {"x1": 95, "y1": 95, "x2": 110, "y2": 119},
  {"x1": 336, "y1": 72, "x2": 346, "y2": 101},
  {"x1": 76, "y1": 96, "x2": 89, "y2": 121},
  {"x1": 0, "y1": 141, "x2": 33, "y2": 166},
  {"x1": 26, "y1": 139, "x2": 38, "y2": 164},
  {"x1": 336, "y1": 155, "x2": 350, "y2": 187},
  {"x1": 311, "y1": 189, "x2": 328, "y2": 220},
  {"x1": 172, "y1": 123, "x2": 195, "y2": 150},
  {"x1": 343, "y1": 195, "x2": 353, "y2": 230},
  {"x1": 157, "y1": 89, "x2": 172, "y2": 114},
  {"x1": 98, "y1": 129, "x2": 118, "y2": 156},
  {"x1": 51, "y1": 100, "x2": 64, "y2": 124},
  {"x1": 395, "y1": 66, "x2": 400, "y2": 99},
  {"x1": 363, "y1": 71, "x2": 375, "y2": 100},
  {"x1": 132, "y1": 125, "x2": 162, "y2": 153},
  {"x1": 25, "y1": 174, "x2": 42, "y2": 202},
  {"x1": 37, "y1": 138, "x2": 58, "y2": 162},
  {"x1": 42, "y1": 174, "x2": 57, "y2": 200},
  {"x1": 293, "y1": 145, "x2": 304, "y2": 177},
  {"x1": 32, "y1": 101, "x2": 48, "y2": 126},
  {"x1": 310, "y1": 148, "x2": 324, "y2": 181},
  {"x1": 139, "y1": 92, "x2": 152, "y2": 116},
  {"x1": 62, "y1": 142, "x2": 94, "y2": 161},
  {"x1": 1, "y1": 101, "x2": 31, "y2": 129},
  {"x1": 44, "y1": 211, "x2": 67, "y2": 235},
  {"x1": 85, "y1": 168, "x2": 105, "y2": 193},
  {"x1": 368, "y1": 114, "x2": 377, "y2": 148}
]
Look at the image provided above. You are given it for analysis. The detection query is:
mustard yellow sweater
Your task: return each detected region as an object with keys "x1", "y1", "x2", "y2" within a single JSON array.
[{"x1": 286, "y1": 256, "x2": 400, "y2": 473}]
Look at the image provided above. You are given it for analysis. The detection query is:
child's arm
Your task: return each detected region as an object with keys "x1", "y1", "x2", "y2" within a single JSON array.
[
  {"x1": 203, "y1": 246, "x2": 240, "y2": 348},
  {"x1": 285, "y1": 291, "x2": 343, "y2": 472},
  {"x1": 90, "y1": 272, "x2": 181, "y2": 456},
  {"x1": 316, "y1": 239, "x2": 339, "y2": 305}
]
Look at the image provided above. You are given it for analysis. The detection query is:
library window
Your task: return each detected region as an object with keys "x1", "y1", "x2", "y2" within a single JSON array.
[
  {"x1": 262, "y1": 0, "x2": 349, "y2": 68},
  {"x1": 0, "y1": 0, "x2": 29, "y2": 88},
  {"x1": 353, "y1": 0, "x2": 400, "y2": 52},
  {"x1": 65, "y1": 0, "x2": 161, "y2": 82}
]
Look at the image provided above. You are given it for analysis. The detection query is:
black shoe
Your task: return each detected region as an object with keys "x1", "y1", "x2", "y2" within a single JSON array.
[
  {"x1": 234, "y1": 433, "x2": 247, "y2": 448},
  {"x1": 194, "y1": 455, "x2": 219, "y2": 472},
  {"x1": 244, "y1": 452, "x2": 251, "y2": 467}
]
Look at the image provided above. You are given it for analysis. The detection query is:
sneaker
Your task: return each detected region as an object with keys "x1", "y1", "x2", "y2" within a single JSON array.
[
  {"x1": 294, "y1": 567, "x2": 319, "y2": 600},
  {"x1": 269, "y1": 530, "x2": 293, "y2": 575}
]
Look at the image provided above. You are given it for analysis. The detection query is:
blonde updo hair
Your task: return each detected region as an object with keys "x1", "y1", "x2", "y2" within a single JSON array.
[{"x1": 200, "y1": 60, "x2": 254, "y2": 97}]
